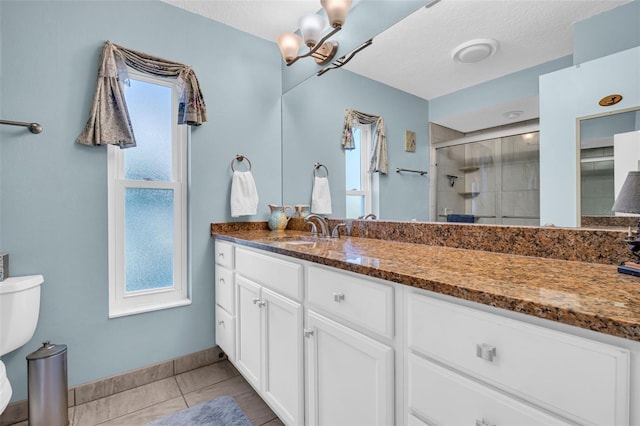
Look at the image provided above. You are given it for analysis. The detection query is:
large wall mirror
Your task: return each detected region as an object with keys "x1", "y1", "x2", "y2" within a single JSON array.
[
  {"x1": 579, "y1": 108, "x2": 640, "y2": 226},
  {"x1": 281, "y1": 0, "x2": 640, "y2": 228}
]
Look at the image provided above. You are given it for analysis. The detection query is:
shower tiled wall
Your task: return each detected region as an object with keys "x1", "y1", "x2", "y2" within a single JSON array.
[{"x1": 435, "y1": 131, "x2": 540, "y2": 225}]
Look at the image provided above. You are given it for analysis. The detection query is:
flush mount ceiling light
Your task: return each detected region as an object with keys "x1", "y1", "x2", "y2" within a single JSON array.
[
  {"x1": 276, "y1": 0, "x2": 352, "y2": 66},
  {"x1": 503, "y1": 110, "x2": 524, "y2": 120},
  {"x1": 451, "y1": 38, "x2": 499, "y2": 64}
]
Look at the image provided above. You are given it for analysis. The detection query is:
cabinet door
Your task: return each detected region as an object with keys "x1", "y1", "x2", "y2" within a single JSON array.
[
  {"x1": 236, "y1": 276, "x2": 262, "y2": 389},
  {"x1": 262, "y1": 288, "x2": 304, "y2": 426},
  {"x1": 306, "y1": 310, "x2": 394, "y2": 426}
]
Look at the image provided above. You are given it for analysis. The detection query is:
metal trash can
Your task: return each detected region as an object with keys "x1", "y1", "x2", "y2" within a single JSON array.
[{"x1": 26, "y1": 341, "x2": 68, "y2": 426}]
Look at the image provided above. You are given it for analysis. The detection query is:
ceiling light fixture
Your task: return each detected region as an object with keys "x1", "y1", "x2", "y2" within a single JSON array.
[
  {"x1": 276, "y1": 0, "x2": 352, "y2": 66},
  {"x1": 503, "y1": 110, "x2": 523, "y2": 120},
  {"x1": 451, "y1": 38, "x2": 499, "y2": 64}
]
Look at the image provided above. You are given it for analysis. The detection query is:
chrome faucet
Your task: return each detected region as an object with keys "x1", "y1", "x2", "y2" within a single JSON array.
[
  {"x1": 331, "y1": 223, "x2": 347, "y2": 238},
  {"x1": 304, "y1": 214, "x2": 329, "y2": 238},
  {"x1": 358, "y1": 213, "x2": 377, "y2": 220}
]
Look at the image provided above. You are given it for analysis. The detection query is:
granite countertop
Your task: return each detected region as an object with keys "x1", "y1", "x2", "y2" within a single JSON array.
[{"x1": 213, "y1": 229, "x2": 640, "y2": 342}]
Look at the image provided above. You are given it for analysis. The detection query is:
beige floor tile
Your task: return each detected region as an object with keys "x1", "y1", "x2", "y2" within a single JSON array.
[
  {"x1": 183, "y1": 375, "x2": 254, "y2": 407},
  {"x1": 73, "y1": 378, "x2": 181, "y2": 426},
  {"x1": 75, "y1": 361, "x2": 174, "y2": 405},
  {"x1": 173, "y1": 347, "x2": 224, "y2": 375},
  {"x1": 95, "y1": 396, "x2": 187, "y2": 426},
  {"x1": 175, "y1": 360, "x2": 239, "y2": 394},
  {"x1": 234, "y1": 391, "x2": 279, "y2": 426},
  {"x1": 259, "y1": 418, "x2": 286, "y2": 426}
]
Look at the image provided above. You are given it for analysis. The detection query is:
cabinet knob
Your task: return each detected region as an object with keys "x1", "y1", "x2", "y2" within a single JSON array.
[
  {"x1": 252, "y1": 297, "x2": 260, "y2": 304},
  {"x1": 219, "y1": 278, "x2": 225, "y2": 285},
  {"x1": 218, "y1": 320, "x2": 224, "y2": 326},
  {"x1": 257, "y1": 300, "x2": 266, "y2": 307},
  {"x1": 304, "y1": 329, "x2": 314, "y2": 338},
  {"x1": 475, "y1": 419, "x2": 496, "y2": 426},
  {"x1": 218, "y1": 253, "x2": 224, "y2": 258},
  {"x1": 476, "y1": 343, "x2": 497, "y2": 362},
  {"x1": 333, "y1": 292, "x2": 345, "y2": 303}
]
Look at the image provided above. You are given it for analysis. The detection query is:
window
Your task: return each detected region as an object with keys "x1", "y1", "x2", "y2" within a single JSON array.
[
  {"x1": 107, "y1": 70, "x2": 189, "y2": 317},
  {"x1": 346, "y1": 124, "x2": 374, "y2": 218}
]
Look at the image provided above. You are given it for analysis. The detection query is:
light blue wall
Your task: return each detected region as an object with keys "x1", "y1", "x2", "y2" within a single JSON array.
[
  {"x1": 0, "y1": 0, "x2": 282, "y2": 402},
  {"x1": 539, "y1": 47, "x2": 640, "y2": 227},
  {"x1": 573, "y1": 0, "x2": 640, "y2": 65},
  {"x1": 282, "y1": 70, "x2": 430, "y2": 221},
  {"x1": 429, "y1": 56, "x2": 572, "y2": 123}
]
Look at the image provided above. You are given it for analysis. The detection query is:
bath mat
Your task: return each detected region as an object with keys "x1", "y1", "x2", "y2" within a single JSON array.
[{"x1": 145, "y1": 395, "x2": 252, "y2": 426}]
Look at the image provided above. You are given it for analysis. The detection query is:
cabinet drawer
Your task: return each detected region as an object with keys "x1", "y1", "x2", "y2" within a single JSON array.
[
  {"x1": 407, "y1": 293, "x2": 630, "y2": 425},
  {"x1": 215, "y1": 305, "x2": 235, "y2": 361},
  {"x1": 308, "y1": 266, "x2": 394, "y2": 338},
  {"x1": 235, "y1": 247, "x2": 302, "y2": 301},
  {"x1": 408, "y1": 354, "x2": 572, "y2": 426},
  {"x1": 215, "y1": 240, "x2": 234, "y2": 269},
  {"x1": 215, "y1": 266, "x2": 234, "y2": 314}
]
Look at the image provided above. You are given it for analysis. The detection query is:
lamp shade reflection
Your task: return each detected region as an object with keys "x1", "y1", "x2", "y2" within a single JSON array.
[{"x1": 612, "y1": 171, "x2": 640, "y2": 214}]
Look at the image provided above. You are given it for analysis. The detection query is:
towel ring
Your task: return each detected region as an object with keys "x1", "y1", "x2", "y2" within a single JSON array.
[
  {"x1": 231, "y1": 154, "x2": 252, "y2": 172},
  {"x1": 314, "y1": 162, "x2": 329, "y2": 177}
]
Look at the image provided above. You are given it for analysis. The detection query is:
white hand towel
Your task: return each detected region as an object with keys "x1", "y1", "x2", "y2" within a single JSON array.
[
  {"x1": 230, "y1": 170, "x2": 259, "y2": 217},
  {"x1": 311, "y1": 176, "x2": 332, "y2": 215}
]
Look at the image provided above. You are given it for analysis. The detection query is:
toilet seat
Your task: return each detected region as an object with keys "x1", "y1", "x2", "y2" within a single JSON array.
[{"x1": 0, "y1": 360, "x2": 12, "y2": 414}]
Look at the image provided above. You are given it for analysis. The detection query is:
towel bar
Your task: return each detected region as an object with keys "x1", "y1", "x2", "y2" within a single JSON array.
[
  {"x1": 314, "y1": 162, "x2": 329, "y2": 177},
  {"x1": 231, "y1": 154, "x2": 252, "y2": 172}
]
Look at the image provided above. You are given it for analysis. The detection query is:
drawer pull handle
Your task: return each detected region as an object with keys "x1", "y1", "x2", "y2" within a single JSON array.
[
  {"x1": 333, "y1": 292, "x2": 345, "y2": 303},
  {"x1": 476, "y1": 343, "x2": 497, "y2": 362},
  {"x1": 475, "y1": 419, "x2": 496, "y2": 426},
  {"x1": 304, "y1": 329, "x2": 314, "y2": 338}
]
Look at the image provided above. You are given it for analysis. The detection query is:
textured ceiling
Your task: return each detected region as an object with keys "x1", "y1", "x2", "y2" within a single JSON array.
[
  {"x1": 344, "y1": 0, "x2": 629, "y2": 101},
  {"x1": 162, "y1": 0, "x2": 631, "y2": 131}
]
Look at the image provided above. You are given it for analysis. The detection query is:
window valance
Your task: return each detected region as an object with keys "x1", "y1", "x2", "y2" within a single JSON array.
[
  {"x1": 76, "y1": 41, "x2": 207, "y2": 148},
  {"x1": 341, "y1": 108, "x2": 388, "y2": 174}
]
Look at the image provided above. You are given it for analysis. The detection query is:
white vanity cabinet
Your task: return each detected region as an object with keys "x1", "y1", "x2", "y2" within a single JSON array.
[
  {"x1": 234, "y1": 247, "x2": 304, "y2": 426},
  {"x1": 214, "y1": 241, "x2": 236, "y2": 361},
  {"x1": 406, "y1": 289, "x2": 631, "y2": 426},
  {"x1": 305, "y1": 265, "x2": 395, "y2": 426}
]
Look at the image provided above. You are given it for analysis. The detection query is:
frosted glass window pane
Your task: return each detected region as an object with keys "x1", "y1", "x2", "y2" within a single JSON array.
[
  {"x1": 346, "y1": 128, "x2": 362, "y2": 191},
  {"x1": 125, "y1": 188, "x2": 174, "y2": 292},
  {"x1": 124, "y1": 78, "x2": 172, "y2": 181},
  {"x1": 346, "y1": 195, "x2": 364, "y2": 218}
]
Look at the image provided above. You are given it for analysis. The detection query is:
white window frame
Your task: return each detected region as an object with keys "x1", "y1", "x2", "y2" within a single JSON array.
[
  {"x1": 107, "y1": 70, "x2": 189, "y2": 318},
  {"x1": 346, "y1": 123, "x2": 373, "y2": 216}
]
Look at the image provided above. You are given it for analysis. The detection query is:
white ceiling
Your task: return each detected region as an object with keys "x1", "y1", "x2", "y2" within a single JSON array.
[{"x1": 161, "y1": 0, "x2": 630, "y2": 132}]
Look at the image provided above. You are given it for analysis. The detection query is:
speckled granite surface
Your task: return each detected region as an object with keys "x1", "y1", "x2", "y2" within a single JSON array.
[
  {"x1": 211, "y1": 223, "x2": 640, "y2": 342},
  {"x1": 214, "y1": 219, "x2": 632, "y2": 265}
]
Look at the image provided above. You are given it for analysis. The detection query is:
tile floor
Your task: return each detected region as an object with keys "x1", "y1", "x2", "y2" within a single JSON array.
[{"x1": 11, "y1": 360, "x2": 283, "y2": 426}]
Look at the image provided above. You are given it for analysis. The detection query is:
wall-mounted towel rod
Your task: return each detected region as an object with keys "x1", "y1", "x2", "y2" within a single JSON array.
[
  {"x1": 231, "y1": 154, "x2": 252, "y2": 171},
  {"x1": 0, "y1": 119, "x2": 43, "y2": 134},
  {"x1": 314, "y1": 162, "x2": 329, "y2": 177},
  {"x1": 396, "y1": 167, "x2": 427, "y2": 176}
]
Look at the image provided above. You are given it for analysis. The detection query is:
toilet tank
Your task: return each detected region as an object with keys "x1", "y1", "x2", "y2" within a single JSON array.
[{"x1": 0, "y1": 275, "x2": 43, "y2": 355}]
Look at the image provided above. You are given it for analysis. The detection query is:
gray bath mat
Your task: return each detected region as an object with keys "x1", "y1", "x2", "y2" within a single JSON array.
[{"x1": 145, "y1": 396, "x2": 252, "y2": 426}]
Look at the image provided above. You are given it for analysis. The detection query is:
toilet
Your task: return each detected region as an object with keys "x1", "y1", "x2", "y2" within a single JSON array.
[{"x1": 0, "y1": 274, "x2": 43, "y2": 414}]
